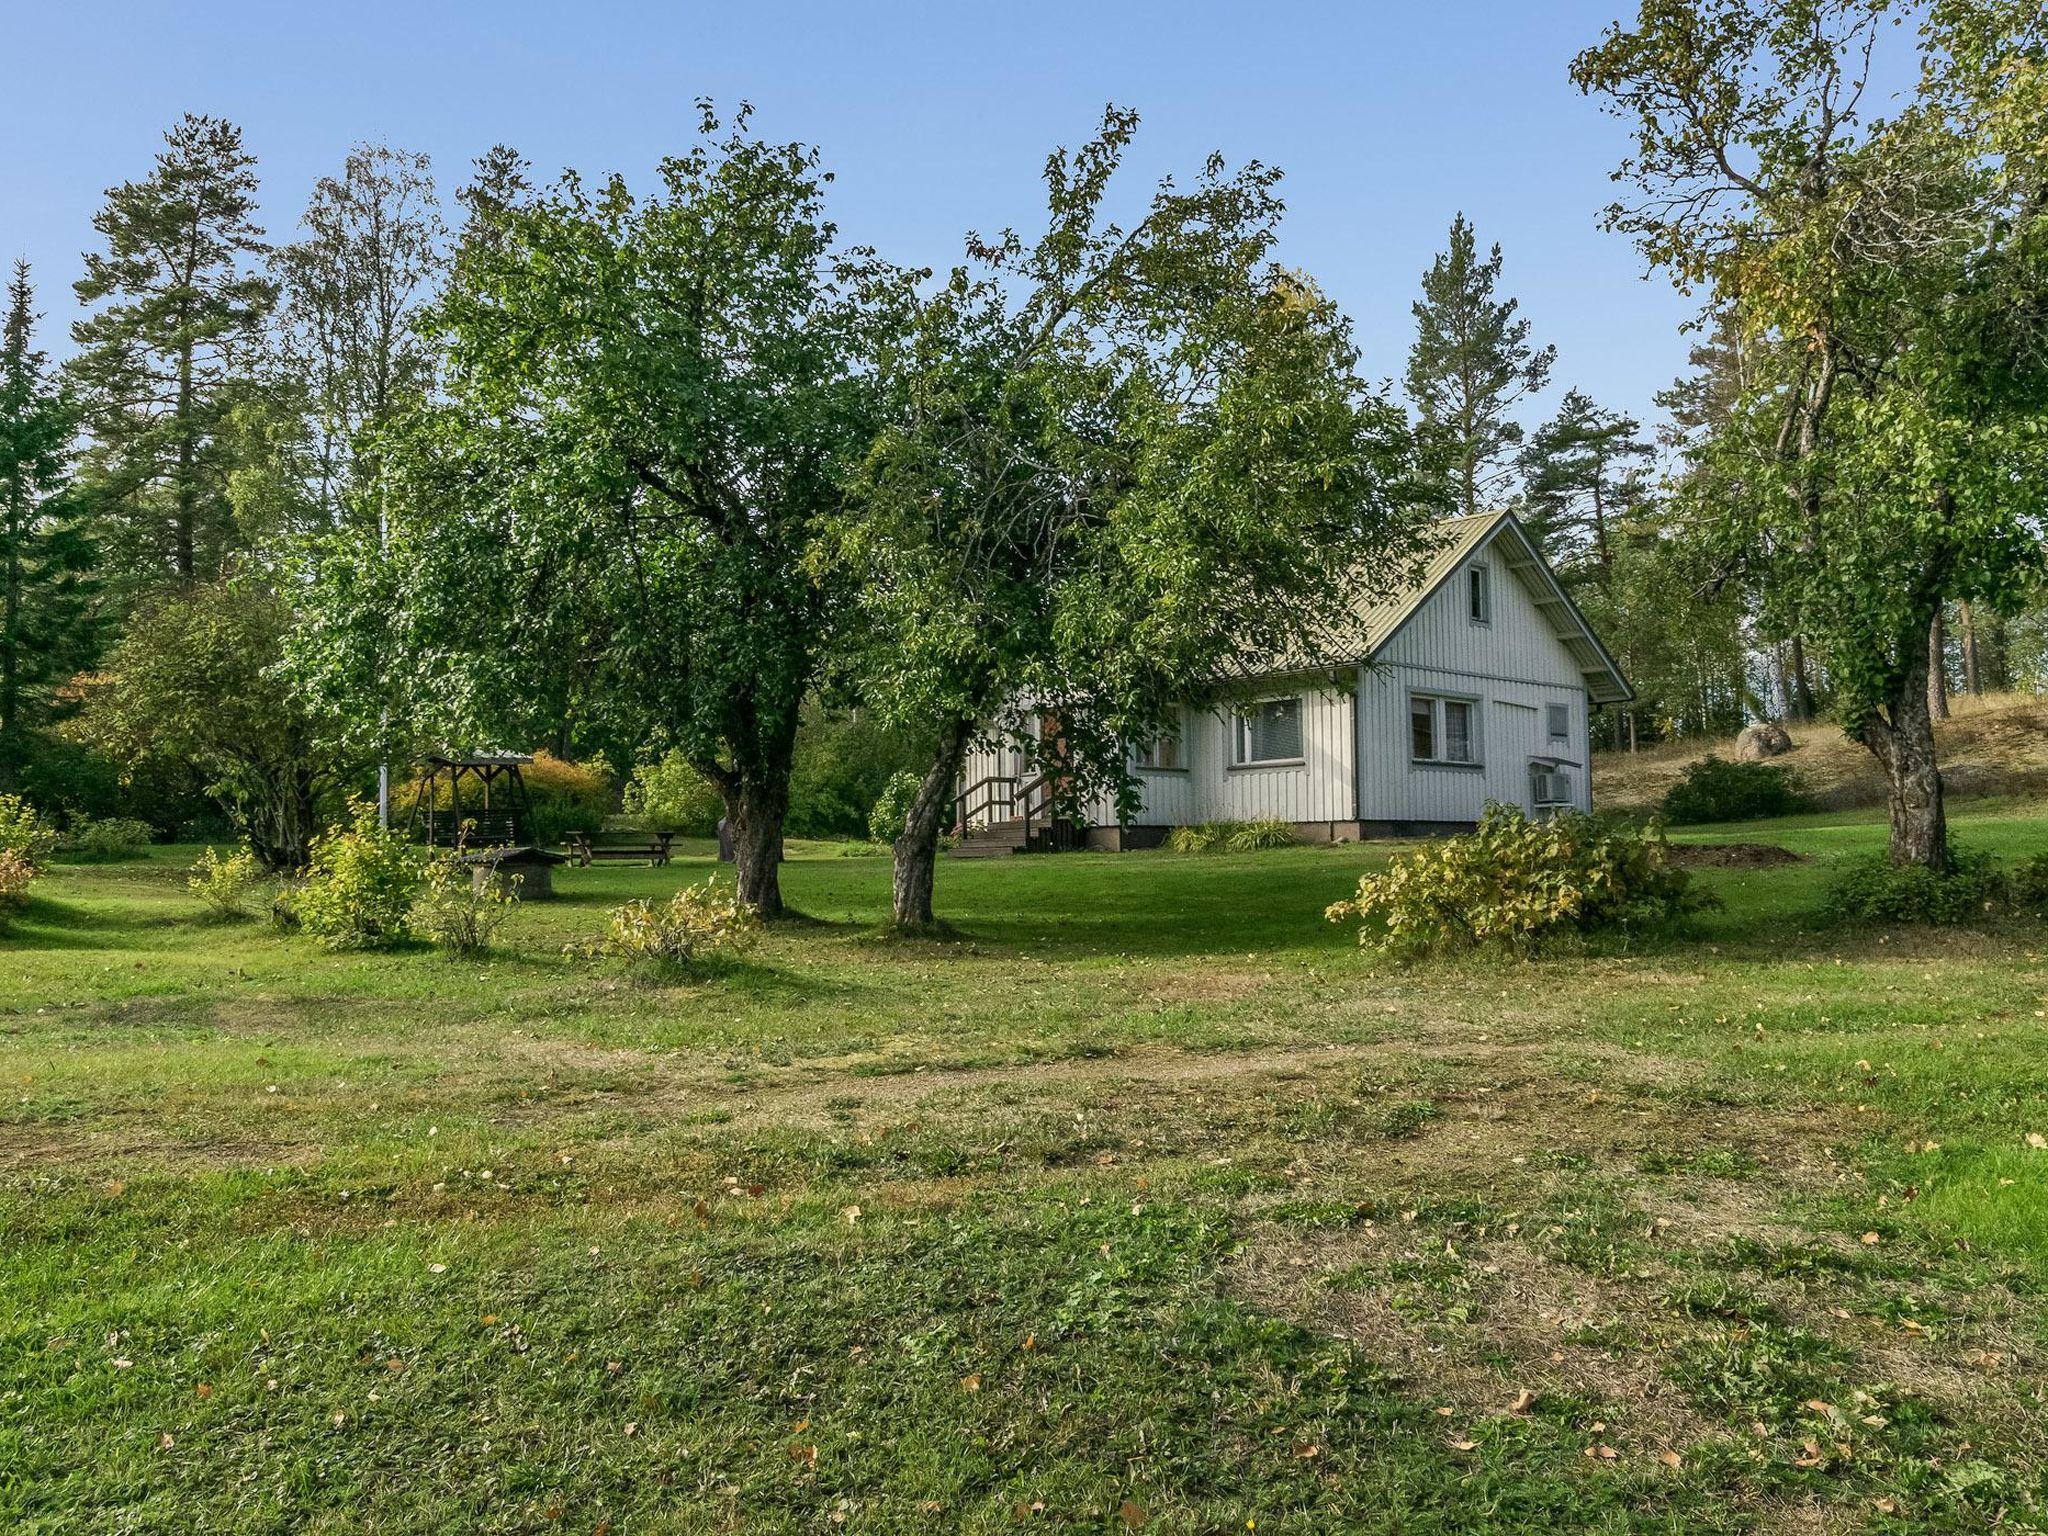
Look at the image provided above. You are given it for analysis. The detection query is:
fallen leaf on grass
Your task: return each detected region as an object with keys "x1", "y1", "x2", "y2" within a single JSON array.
[
  {"x1": 1507, "y1": 1388, "x2": 1535, "y2": 1415},
  {"x1": 959, "y1": 1374, "x2": 981, "y2": 1392},
  {"x1": 1659, "y1": 1450, "x2": 1683, "y2": 1468},
  {"x1": 1118, "y1": 1500, "x2": 1148, "y2": 1527}
]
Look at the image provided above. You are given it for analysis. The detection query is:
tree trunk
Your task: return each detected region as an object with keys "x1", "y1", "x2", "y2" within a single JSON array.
[
  {"x1": 724, "y1": 776, "x2": 789, "y2": 919},
  {"x1": 890, "y1": 719, "x2": 972, "y2": 931},
  {"x1": 1928, "y1": 610, "x2": 1950, "y2": 720},
  {"x1": 1958, "y1": 602, "x2": 1982, "y2": 695},
  {"x1": 1787, "y1": 635, "x2": 1817, "y2": 722},
  {"x1": 1856, "y1": 637, "x2": 1949, "y2": 872}
]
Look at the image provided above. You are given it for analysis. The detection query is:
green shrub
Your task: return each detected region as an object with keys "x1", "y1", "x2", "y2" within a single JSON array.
[
  {"x1": 521, "y1": 752, "x2": 615, "y2": 843},
  {"x1": 1824, "y1": 849, "x2": 2006, "y2": 925},
  {"x1": 2007, "y1": 853, "x2": 2048, "y2": 915},
  {"x1": 1166, "y1": 819, "x2": 1298, "y2": 854},
  {"x1": 0, "y1": 793, "x2": 58, "y2": 868},
  {"x1": 571, "y1": 877, "x2": 760, "y2": 977},
  {"x1": 297, "y1": 802, "x2": 422, "y2": 950},
  {"x1": 0, "y1": 849, "x2": 35, "y2": 932},
  {"x1": 1224, "y1": 817, "x2": 1298, "y2": 852},
  {"x1": 58, "y1": 815, "x2": 155, "y2": 862},
  {"x1": 788, "y1": 710, "x2": 928, "y2": 839},
  {"x1": 622, "y1": 750, "x2": 723, "y2": 835},
  {"x1": 867, "y1": 770, "x2": 920, "y2": 845},
  {"x1": 1327, "y1": 804, "x2": 1706, "y2": 958},
  {"x1": 1661, "y1": 754, "x2": 1811, "y2": 825},
  {"x1": 414, "y1": 850, "x2": 520, "y2": 959},
  {"x1": 187, "y1": 845, "x2": 262, "y2": 920}
]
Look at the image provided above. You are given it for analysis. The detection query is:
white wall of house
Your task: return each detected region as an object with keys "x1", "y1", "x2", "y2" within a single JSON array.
[
  {"x1": 956, "y1": 521, "x2": 1612, "y2": 839},
  {"x1": 1358, "y1": 536, "x2": 1594, "y2": 822}
]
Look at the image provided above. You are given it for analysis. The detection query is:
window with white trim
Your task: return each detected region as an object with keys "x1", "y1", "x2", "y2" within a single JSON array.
[
  {"x1": 1546, "y1": 703, "x2": 1570, "y2": 741},
  {"x1": 1468, "y1": 563, "x2": 1491, "y2": 624},
  {"x1": 1134, "y1": 712, "x2": 1187, "y2": 772},
  {"x1": 1234, "y1": 697, "x2": 1303, "y2": 765},
  {"x1": 1410, "y1": 693, "x2": 1478, "y2": 765}
]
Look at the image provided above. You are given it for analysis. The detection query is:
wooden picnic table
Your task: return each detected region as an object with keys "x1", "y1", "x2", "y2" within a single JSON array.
[{"x1": 565, "y1": 831, "x2": 672, "y2": 868}]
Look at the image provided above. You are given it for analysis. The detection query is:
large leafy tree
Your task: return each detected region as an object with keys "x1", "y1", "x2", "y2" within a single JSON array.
[
  {"x1": 253, "y1": 144, "x2": 444, "y2": 536},
  {"x1": 1405, "y1": 213, "x2": 1555, "y2": 518},
  {"x1": 0, "y1": 263, "x2": 96, "y2": 759},
  {"x1": 833, "y1": 109, "x2": 1438, "y2": 929},
  {"x1": 68, "y1": 114, "x2": 275, "y2": 587},
  {"x1": 72, "y1": 581, "x2": 356, "y2": 869},
  {"x1": 296, "y1": 107, "x2": 904, "y2": 915},
  {"x1": 1575, "y1": 0, "x2": 2048, "y2": 869}
]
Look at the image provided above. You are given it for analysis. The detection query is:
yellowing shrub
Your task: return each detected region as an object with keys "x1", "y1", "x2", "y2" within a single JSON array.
[
  {"x1": 187, "y1": 845, "x2": 262, "y2": 920},
  {"x1": 1327, "y1": 804, "x2": 1706, "y2": 959},
  {"x1": 0, "y1": 848, "x2": 36, "y2": 931},
  {"x1": 572, "y1": 878, "x2": 760, "y2": 976}
]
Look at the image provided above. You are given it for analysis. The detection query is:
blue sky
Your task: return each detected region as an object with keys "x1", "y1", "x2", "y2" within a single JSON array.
[{"x1": 6, "y1": 2, "x2": 1729, "y2": 433}]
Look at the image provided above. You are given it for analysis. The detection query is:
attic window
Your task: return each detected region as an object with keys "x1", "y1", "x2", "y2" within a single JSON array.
[{"x1": 1468, "y1": 564, "x2": 1491, "y2": 624}]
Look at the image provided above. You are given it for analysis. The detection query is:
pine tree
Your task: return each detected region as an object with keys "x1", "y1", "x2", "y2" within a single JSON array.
[
  {"x1": 68, "y1": 114, "x2": 274, "y2": 586},
  {"x1": 1405, "y1": 213, "x2": 1555, "y2": 517},
  {"x1": 1516, "y1": 388, "x2": 1652, "y2": 580},
  {"x1": 0, "y1": 263, "x2": 97, "y2": 751}
]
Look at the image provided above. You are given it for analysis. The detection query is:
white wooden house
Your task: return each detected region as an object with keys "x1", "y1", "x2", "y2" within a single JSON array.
[{"x1": 955, "y1": 510, "x2": 1632, "y2": 852}]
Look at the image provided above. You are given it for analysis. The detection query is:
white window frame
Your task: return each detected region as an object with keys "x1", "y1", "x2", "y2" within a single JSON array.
[
  {"x1": 1545, "y1": 702, "x2": 1570, "y2": 742},
  {"x1": 1467, "y1": 563, "x2": 1491, "y2": 625},
  {"x1": 1232, "y1": 695, "x2": 1305, "y2": 768},
  {"x1": 1409, "y1": 691, "x2": 1481, "y2": 768},
  {"x1": 1133, "y1": 710, "x2": 1189, "y2": 773}
]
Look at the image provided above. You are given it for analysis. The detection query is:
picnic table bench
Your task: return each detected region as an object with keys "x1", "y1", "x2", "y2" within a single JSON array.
[{"x1": 565, "y1": 830, "x2": 672, "y2": 868}]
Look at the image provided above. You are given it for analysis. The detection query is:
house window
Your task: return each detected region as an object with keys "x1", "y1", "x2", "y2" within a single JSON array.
[
  {"x1": 1234, "y1": 697, "x2": 1303, "y2": 765},
  {"x1": 1468, "y1": 564, "x2": 1491, "y2": 624},
  {"x1": 1410, "y1": 693, "x2": 1478, "y2": 765},
  {"x1": 1546, "y1": 703, "x2": 1570, "y2": 741},
  {"x1": 1134, "y1": 713, "x2": 1186, "y2": 772}
]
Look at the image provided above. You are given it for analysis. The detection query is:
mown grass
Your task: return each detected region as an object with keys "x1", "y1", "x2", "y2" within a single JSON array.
[{"x1": 7, "y1": 812, "x2": 2048, "y2": 1531}]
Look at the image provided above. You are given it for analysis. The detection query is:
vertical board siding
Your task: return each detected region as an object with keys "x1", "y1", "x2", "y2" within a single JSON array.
[
  {"x1": 968, "y1": 525, "x2": 1613, "y2": 835},
  {"x1": 1361, "y1": 529, "x2": 1595, "y2": 822}
]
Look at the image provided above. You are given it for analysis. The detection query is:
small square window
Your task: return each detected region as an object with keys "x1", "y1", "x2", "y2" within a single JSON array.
[
  {"x1": 1546, "y1": 703, "x2": 1569, "y2": 740},
  {"x1": 1468, "y1": 565, "x2": 1490, "y2": 623},
  {"x1": 1410, "y1": 694, "x2": 1478, "y2": 766}
]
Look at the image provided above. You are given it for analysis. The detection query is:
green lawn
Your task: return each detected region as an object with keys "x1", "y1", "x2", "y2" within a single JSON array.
[{"x1": 7, "y1": 812, "x2": 2048, "y2": 1532}]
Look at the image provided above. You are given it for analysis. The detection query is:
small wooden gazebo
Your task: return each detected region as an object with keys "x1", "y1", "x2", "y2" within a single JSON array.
[{"x1": 404, "y1": 752, "x2": 534, "y2": 847}]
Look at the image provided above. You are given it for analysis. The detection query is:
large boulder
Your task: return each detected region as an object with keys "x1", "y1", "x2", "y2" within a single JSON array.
[{"x1": 1733, "y1": 721, "x2": 1794, "y2": 762}]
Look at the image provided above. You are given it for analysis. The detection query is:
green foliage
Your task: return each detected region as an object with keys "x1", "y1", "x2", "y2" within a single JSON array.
[
  {"x1": 1516, "y1": 387, "x2": 1651, "y2": 579},
  {"x1": 56, "y1": 815, "x2": 154, "y2": 862},
  {"x1": 1406, "y1": 212, "x2": 1555, "y2": 517},
  {"x1": 571, "y1": 877, "x2": 760, "y2": 977},
  {"x1": 412, "y1": 851, "x2": 519, "y2": 959},
  {"x1": 0, "y1": 792, "x2": 57, "y2": 868},
  {"x1": 71, "y1": 580, "x2": 357, "y2": 870},
  {"x1": 296, "y1": 802, "x2": 422, "y2": 950},
  {"x1": 830, "y1": 108, "x2": 1437, "y2": 926},
  {"x1": 1166, "y1": 818, "x2": 1299, "y2": 854},
  {"x1": 67, "y1": 114, "x2": 274, "y2": 586},
  {"x1": 789, "y1": 709, "x2": 926, "y2": 839},
  {"x1": 0, "y1": 848, "x2": 33, "y2": 931},
  {"x1": 2006, "y1": 853, "x2": 2048, "y2": 915},
  {"x1": 1661, "y1": 755, "x2": 1812, "y2": 825},
  {"x1": 621, "y1": 750, "x2": 723, "y2": 836},
  {"x1": 866, "y1": 770, "x2": 920, "y2": 845},
  {"x1": 1824, "y1": 848, "x2": 2006, "y2": 926},
  {"x1": 297, "y1": 105, "x2": 905, "y2": 918},
  {"x1": 186, "y1": 845, "x2": 261, "y2": 920},
  {"x1": 0, "y1": 262, "x2": 97, "y2": 749},
  {"x1": 511, "y1": 752, "x2": 610, "y2": 845},
  {"x1": 1327, "y1": 804, "x2": 1706, "y2": 958}
]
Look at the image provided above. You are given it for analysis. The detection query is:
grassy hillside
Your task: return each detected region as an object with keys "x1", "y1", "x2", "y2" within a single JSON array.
[
  {"x1": 10, "y1": 817, "x2": 2048, "y2": 1531},
  {"x1": 1595, "y1": 690, "x2": 2048, "y2": 815}
]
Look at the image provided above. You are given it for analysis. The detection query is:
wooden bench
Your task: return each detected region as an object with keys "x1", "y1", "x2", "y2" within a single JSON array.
[{"x1": 566, "y1": 831, "x2": 672, "y2": 868}]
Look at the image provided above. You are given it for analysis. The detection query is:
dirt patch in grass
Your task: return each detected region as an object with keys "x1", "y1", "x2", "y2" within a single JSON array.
[{"x1": 1668, "y1": 843, "x2": 1810, "y2": 870}]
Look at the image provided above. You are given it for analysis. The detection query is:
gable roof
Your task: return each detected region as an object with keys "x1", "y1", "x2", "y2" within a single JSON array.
[{"x1": 1345, "y1": 510, "x2": 1632, "y2": 705}]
